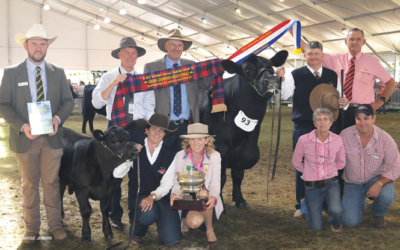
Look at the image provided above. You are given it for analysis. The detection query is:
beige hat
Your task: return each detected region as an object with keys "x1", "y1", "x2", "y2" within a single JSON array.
[
  {"x1": 157, "y1": 29, "x2": 193, "y2": 53},
  {"x1": 310, "y1": 84, "x2": 340, "y2": 121},
  {"x1": 15, "y1": 24, "x2": 57, "y2": 47},
  {"x1": 180, "y1": 123, "x2": 215, "y2": 139}
]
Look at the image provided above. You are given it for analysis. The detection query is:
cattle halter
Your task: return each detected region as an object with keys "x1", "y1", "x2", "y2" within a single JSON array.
[
  {"x1": 246, "y1": 67, "x2": 276, "y2": 98},
  {"x1": 100, "y1": 140, "x2": 131, "y2": 158}
]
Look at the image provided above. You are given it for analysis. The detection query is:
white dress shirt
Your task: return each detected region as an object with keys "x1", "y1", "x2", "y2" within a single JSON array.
[{"x1": 92, "y1": 66, "x2": 155, "y2": 120}]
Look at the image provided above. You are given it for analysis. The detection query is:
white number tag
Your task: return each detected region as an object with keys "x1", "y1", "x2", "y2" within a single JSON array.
[
  {"x1": 128, "y1": 103, "x2": 135, "y2": 114},
  {"x1": 234, "y1": 110, "x2": 258, "y2": 132}
]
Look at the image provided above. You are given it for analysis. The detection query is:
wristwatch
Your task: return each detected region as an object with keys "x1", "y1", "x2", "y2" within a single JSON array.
[{"x1": 379, "y1": 96, "x2": 387, "y2": 103}]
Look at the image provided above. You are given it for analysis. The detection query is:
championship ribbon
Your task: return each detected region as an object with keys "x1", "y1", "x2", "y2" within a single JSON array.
[
  {"x1": 228, "y1": 19, "x2": 302, "y2": 64},
  {"x1": 110, "y1": 20, "x2": 301, "y2": 127}
]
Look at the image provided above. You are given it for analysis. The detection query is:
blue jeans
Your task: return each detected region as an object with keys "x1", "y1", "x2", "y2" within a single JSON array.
[
  {"x1": 131, "y1": 196, "x2": 181, "y2": 246},
  {"x1": 301, "y1": 180, "x2": 343, "y2": 230},
  {"x1": 342, "y1": 175, "x2": 396, "y2": 227},
  {"x1": 109, "y1": 124, "x2": 146, "y2": 222}
]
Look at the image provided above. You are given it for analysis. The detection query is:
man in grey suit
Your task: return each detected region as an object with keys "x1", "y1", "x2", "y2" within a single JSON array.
[
  {"x1": 0, "y1": 24, "x2": 74, "y2": 244},
  {"x1": 144, "y1": 29, "x2": 211, "y2": 153}
]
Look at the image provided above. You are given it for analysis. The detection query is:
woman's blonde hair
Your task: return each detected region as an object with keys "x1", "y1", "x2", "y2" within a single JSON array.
[{"x1": 181, "y1": 136, "x2": 215, "y2": 154}]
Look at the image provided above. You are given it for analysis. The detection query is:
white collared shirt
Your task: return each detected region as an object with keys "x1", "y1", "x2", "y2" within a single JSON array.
[{"x1": 92, "y1": 66, "x2": 155, "y2": 120}]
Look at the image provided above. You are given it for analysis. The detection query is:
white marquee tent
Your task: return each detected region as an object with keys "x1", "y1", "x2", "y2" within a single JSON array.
[{"x1": 1, "y1": 0, "x2": 399, "y2": 80}]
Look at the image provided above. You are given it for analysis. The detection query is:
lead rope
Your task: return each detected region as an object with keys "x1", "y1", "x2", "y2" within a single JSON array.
[
  {"x1": 106, "y1": 157, "x2": 140, "y2": 250},
  {"x1": 267, "y1": 77, "x2": 282, "y2": 202}
]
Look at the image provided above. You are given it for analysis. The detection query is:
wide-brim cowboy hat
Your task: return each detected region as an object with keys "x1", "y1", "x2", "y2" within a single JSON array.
[
  {"x1": 310, "y1": 84, "x2": 340, "y2": 122},
  {"x1": 157, "y1": 29, "x2": 193, "y2": 53},
  {"x1": 180, "y1": 123, "x2": 216, "y2": 139},
  {"x1": 111, "y1": 37, "x2": 146, "y2": 59},
  {"x1": 136, "y1": 114, "x2": 177, "y2": 138},
  {"x1": 15, "y1": 24, "x2": 57, "y2": 47}
]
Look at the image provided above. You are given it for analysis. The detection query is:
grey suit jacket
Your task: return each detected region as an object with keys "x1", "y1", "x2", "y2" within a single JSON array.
[
  {"x1": 143, "y1": 57, "x2": 211, "y2": 123},
  {"x1": 0, "y1": 60, "x2": 74, "y2": 153}
]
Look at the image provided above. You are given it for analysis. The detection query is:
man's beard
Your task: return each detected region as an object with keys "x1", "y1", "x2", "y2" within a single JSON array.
[{"x1": 28, "y1": 51, "x2": 47, "y2": 63}]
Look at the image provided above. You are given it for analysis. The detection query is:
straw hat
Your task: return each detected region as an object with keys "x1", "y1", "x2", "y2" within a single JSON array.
[
  {"x1": 180, "y1": 123, "x2": 215, "y2": 139},
  {"x1": 157, "y1": 29, "x2": 193, "y2": 53},
  {"x1": 309, "y1": 84, "x2": 340, "y2": 121},
  {"x1": 111, "y1": 37, "x2": 146, "y2": 59},
  {"x1": 15, "y1": 24, "x2": 57, "y2": 47},
  {"x1": 136, "y1": 114, "x2": 177, "y2": 137}
]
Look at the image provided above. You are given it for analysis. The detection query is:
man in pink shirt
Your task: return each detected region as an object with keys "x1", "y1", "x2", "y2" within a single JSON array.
[
  {"x1": 291, "y1": 28, "x2": 396, "y2": 132},
  {"x1": 340, "y1": 104, "x2": 400, "y2": 228}
]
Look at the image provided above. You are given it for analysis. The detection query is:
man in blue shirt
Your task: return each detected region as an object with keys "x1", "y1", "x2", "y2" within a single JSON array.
[{"x1": 143, "y1": 29, "x2": 211, "y2": 153}]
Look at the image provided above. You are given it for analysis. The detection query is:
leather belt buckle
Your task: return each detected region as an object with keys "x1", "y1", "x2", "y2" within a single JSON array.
[
  {"x1": 171, "y1": 119, "x2": 186, "y2": 125},
  {"x1": 349, "y1": 103, "x2": 359, "y2": 108}
]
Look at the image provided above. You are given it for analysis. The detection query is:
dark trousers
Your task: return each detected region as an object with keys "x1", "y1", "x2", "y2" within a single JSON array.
[
  {"x1": 109, "y1": 121, "x2": 146, "y2": 222},
  {"x1": 130, "y1": 196, "x2": 181, "y2": 246},
  {"x1": 163, "y1": 121, "x2": 188, "y2": 154}
]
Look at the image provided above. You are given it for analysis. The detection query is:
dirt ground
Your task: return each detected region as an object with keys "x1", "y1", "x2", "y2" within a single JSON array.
[{"x1": 1, "y1": 107, "x2": 400, "y2": 250}]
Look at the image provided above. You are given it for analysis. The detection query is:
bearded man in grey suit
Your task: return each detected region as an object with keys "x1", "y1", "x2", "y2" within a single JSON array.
[
  {"x1": 0, "y1": 24, "x2": 74, "y2": 244},
  {"x1": 144, "y1": 29, "x2": 211, "y2": 153}
]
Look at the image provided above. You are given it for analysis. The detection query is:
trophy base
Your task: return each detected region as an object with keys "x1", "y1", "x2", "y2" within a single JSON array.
[
  {"x1": 171, "y1": 193, "x2": 208, "y2": 211},
  {"x1": 171, "y1": 200, "x2": 206, "y2": 211}
]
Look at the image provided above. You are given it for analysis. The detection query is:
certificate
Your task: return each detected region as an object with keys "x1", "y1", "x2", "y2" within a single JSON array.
[{"x1": 27, "y1": 101, "x2": 54, "y2": 135}]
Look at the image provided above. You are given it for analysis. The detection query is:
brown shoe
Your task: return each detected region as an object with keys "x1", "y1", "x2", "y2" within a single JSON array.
[
  {"x1": 51, "y1": 228, "x2": 67, "y2": 241},
  {"x1": 111, "y1": 220, "x2": 124, "y2": 230},
  {"x1": 22, "y1": 232, "x2": 39, "y2": 244},
  {"x1": 131, "y1": 237, "x2": 143, "y2": 247},
  {"x1": 206, "y1": 230, "x2": 218, "y2": 246},
  {"x1": 373, "y1": 215, "x2": 387, "y2": 228}
]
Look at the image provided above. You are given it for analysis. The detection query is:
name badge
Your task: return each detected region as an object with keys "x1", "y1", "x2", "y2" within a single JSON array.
[
  {"x1": 234, "y1": 110, "x2": 258, "y2": 132},
  {"x1": 128, "y1": 103, "x2": 134, "y2": 114},
  {"x1": 18, "y1": 82, "x2": 28, "y2": 86}
]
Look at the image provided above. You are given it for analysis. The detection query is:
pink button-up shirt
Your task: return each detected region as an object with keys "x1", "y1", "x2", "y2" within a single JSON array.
[
  {"x1": 293, "y1": 130, "x2": 345, "y2": 181},
  {"x1": 340, "y1": 125, "x2": 400, "y2": 184},
  {"x1": 322, "y1": 52, "x2": 392, "y2": 104}
]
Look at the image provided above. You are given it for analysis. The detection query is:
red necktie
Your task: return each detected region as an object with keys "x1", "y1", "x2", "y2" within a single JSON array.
[
  {"x1": 314, "y1": 71, "x2": 320, "y2": 80},
  {"x1": 344, "y1": 56, "x2": 356, "y2": 101}
]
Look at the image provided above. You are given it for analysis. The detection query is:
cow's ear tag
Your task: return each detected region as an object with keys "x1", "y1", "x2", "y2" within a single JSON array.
[
  {"x1": 234, "y1": 110, "x2": 258, "y2": 132},
  {"x1": 93, "y1": 130, "x2": 104, "y2": 140}
]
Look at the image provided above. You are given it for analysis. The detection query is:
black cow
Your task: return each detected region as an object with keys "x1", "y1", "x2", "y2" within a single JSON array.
[
  {"x1": 82, "y1": 85, "x2": 106, "y2": 134},
  {"x1": 59, "y1": 124, "x2": 139, "y2": 243},
  {"x1": 199, "y1": 52, "x2": 288, "y2": 207}
]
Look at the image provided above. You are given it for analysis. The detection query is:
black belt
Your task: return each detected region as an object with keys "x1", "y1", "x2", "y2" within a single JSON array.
[
  {"x1": 170, "y1": 119, "x2": 188, "y2": 125},
  {"x1": 348, "y1": 103, "x2": 360, "y2": 108},
  {"x1": 305, "y1": 176, "x2": 338, "y2": 189}
]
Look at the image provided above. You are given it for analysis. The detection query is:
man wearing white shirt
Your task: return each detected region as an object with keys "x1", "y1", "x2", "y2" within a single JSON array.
[
  {"x1": 121, "y1": 114, "x2": 180, "y2": 247},
  {"x1": 278, "y1": 41, "x2": 348, "y2": 218},
  {"x1": 92, "y1": 37, "x2": 155, "y2": 230}
]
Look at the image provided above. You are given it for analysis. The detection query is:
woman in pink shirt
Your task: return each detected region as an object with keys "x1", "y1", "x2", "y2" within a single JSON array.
[
  {"x1": 170, "y1": 123, "x2": 223, "y2": 246},
  {"x1": 292, "y1": 108, "x2": 345, "y2": 232}
]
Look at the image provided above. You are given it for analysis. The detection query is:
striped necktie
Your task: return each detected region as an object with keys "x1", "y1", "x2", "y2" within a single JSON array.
[
  {"x1": 344, "y1": 56, "x2": 356, "y2": 101},
  {"x1": 36, "y1": 67, "x2": 44, "y2": 102},
  {"x1": 173, "y1": 63, "x2": 182, "y2": 116},
  {"x1": 314, "y1": 71, "x2": 320, "y2": 80}
]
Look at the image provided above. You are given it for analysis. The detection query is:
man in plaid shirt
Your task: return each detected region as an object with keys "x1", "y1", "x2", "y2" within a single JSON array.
[{"x1": 340, "y1": 104, "x2": 400, "y2": 228}]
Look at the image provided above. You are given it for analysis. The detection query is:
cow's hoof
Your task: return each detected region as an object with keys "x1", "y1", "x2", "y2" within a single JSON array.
[
  {"x1": 81, "y1": 236, "x2": 91, "y2": 244},
  {"x1": 104, "y1": 232, "x2": 114, "y2": 239},
  {"x1": 235, "y1": 200, "x2": 250, "y2": 208},
  {"x1": 82, "y1": 131, "x2": 87, "y2": 134}
]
